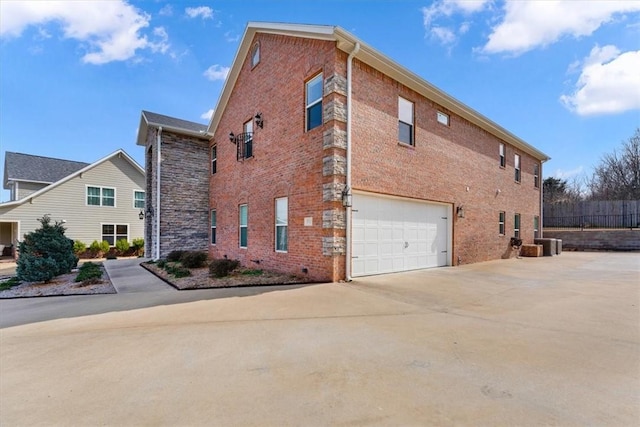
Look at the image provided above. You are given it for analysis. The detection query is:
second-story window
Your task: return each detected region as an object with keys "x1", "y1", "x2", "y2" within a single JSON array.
[
  {"x1": 515, "y1": 154, "x2": 521, "y2": 183},
  {"x1": 133, "y1": 190, "x2": 145, "y2": 209},
  {"x1": 87, "y1": 186, "x2": 115, "y2": 207},
  {"x1": 534, "y1": 164, "x2": 540, "y2": 188},
  {"x1": 499, "y1": 143, "x2": 506, "y2": 168},
  {"x1": 398, "y1": 96, "x2": 414, "y2": 145},
  {"x1": 306, "y1": 73, "x2": 323, "y2": 131},
  {"x1": 211, "y1": 145, "x2": 217, "y2": 174},
  {"x1": 243, "y1": 119, "x2": 253, "y2": 159}
]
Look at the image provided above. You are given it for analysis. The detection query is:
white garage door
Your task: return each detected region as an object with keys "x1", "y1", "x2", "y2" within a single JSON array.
[{"x1": 352, "y1": 193, "x2": 450, "y2": 277}]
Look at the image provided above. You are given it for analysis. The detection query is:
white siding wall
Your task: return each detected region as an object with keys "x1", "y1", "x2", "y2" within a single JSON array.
[{"x1": 0, "y1": 155, "x2": 145, "y2": 245}]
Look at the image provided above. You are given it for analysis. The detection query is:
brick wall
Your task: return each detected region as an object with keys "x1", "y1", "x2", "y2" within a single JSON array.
[{"x1": 350, "y1": 59, "x2": 542, "y2": 265}]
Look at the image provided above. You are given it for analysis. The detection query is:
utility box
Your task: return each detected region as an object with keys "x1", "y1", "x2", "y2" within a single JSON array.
[
  {"x1": 521, "y1": 244, "x2": 543, "y2": 257},
  {"x1": 535, "y1": 238, "x2": 557, "y2": 256},
  {"x1": 556, "y1": 239, "x2": 562, "y2": 255}
]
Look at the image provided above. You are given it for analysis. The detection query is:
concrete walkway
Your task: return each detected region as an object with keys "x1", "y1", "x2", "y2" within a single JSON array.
[{"x1": 1, "y1": 252, "x2": 639, "y2": 426}]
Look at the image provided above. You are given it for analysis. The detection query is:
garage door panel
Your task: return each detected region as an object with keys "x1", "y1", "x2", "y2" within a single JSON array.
[{"x1": 352, "y1": 193, "x2": 450, "y2": 277}]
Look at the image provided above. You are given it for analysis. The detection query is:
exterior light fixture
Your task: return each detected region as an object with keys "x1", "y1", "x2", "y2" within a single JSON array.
[
  {"x1": 254, "y1": 113, "x2": 264, "y2": 128},
  {"x1": 229, "y1": 132, "x2": 235, "y2": 143},
  {"x1": 456, "y1": 206, "x2": 465, "y2": 218},
  {"x1": 139, "y1": 210, "x2": 145, "y2": 220},
  {"x1": 341, "y1": 186, "x2": 352, "y2": 208}
]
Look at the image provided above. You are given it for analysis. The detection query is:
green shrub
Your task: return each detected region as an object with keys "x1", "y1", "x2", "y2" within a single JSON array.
[
  {"x1": 100, "y1": 240, "x2": 110, "y2": 253},
  {"x1": 166, "y1": 250, "x2": 186, "y2": 262},
  {"x1": 180, "y1": 251, "x2": 208, "y2": 269},
  {"x1": 89, "y1": 240, "x2": 110, "y2": 257},
  {"x1": 0, "y1": 277, "x2": 21, "y2": 291},
  {"x1": 209, "y1": 259, "x2": 240, "y2": 278},
  {"x1": 164, "y1": 264, "x2": 191, "y2": 278},
  {"x1": 115, "y1": 238, "x2": 130, "y2": 255},
  {"x1": 75, "y1": 262, "x2": 103, "y2": 282},
  {"x1": 132, "y1": 238, "x2": 144, "y2": 256},
  {"x1": 156, "y1": 259, "x2": 167, "y2": 268},
  {"x1": 73, "y1": 240, "x2": 87, "y2": 255},
  {"x1": 241, "y1": 269, "x2": 263, "y2": 276},
  {"x1": 16, "y1": 215, "x2": 78, "y2": 282}
]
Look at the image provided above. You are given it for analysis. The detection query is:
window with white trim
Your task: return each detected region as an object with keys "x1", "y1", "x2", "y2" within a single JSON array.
[
  {"x1": 102, "y1": 224, "x2": 128, "y2": 246},
  {"x1": 306, "y1": 73, "x2": 323, "y2": 131},
  {"x1": 211, "y1": 209, "x2": 217, "y2": 245},
  {"x1": 275, "y1": 197, "x2": 288, "y2": 252},
  {"x1": 398, "y1": 96, "x2": 414, "y2": 145},
  {"x1": 534, "y1": 215, "x2": 540, "y2": 239},
  {"x1": 514, "y1": 154, "x2": 521, "y2": 183},
  {"x1": 499, "y1": 211, "x2": 505, "y2": 235},
  {"x1": 239, "y1": 204, "x2": 248, "y2": 248},
  {"x1": 437, "y1": 111, "x2": 449, "y2": 126},
  {"x1": 534, "y1": 164, "x2": 540, "y2": 188},
  {"x1": 133, "y1": 191, "x2": 145, "y2": 209},
  {"x1": 499, "y1": 143, "x2": 505, "y2": 168},
  {"x1": 87, "y1": 186, "x2": 115, "y2": 207},
  {"x1": 251, "y1": 43, "x2": 260, "y2": 68},
  {"x1": 211, "y1": 145, "x2": 217, "y2": 175},
  {"x1": 243, "y1": 119, "x2": 253, "y2": 159},
  {"x1": 514, "y1": 213, "x2": 521, "y2": 238}
]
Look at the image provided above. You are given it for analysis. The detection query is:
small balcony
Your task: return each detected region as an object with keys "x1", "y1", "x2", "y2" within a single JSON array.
[{"x1": 231, "y1": 132, "x2": 253, "y2": 161}]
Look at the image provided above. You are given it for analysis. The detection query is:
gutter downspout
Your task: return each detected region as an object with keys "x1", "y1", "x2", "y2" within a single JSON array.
[
  {"x1": 345, "y1": 42, "x2": 360, "y2": 282},
  {"x1": 540, "y1": 159, "x2": 547, "y2": 238},
  {"x1": 155, "y1": 126, "x2": 162, "y2": 260}
]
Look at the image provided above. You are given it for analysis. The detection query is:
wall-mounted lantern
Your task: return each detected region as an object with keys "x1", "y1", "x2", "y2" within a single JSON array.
[
  {"x1": 456, "y1": 205, "x2": 465, "y2": 218},
  {"x1": 254, "y1": 113, "x2": 264, "y2": 129}
]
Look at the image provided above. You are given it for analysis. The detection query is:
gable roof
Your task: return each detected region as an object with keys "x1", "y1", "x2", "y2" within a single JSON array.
[
  {"x1": 136, "y1": 110, "x2": 210, "y2": 146},
  {"x1": 208, "y1": 22, "x2": 550, "y2": 162},
  {"x1": 3, "y1": 152, "x2": 89, "y2": 189},
  {"x1": 0, "y1": 149, "x2": 144, "y2": 207}
]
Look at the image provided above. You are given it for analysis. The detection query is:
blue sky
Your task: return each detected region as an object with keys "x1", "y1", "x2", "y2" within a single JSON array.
[{"x1": 1, "y1": 0, "x2": 639, "y2": 202}]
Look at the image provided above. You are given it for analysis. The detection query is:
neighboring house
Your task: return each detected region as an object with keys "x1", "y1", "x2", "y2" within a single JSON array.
[
  {"x1": 139, "y1": 22, "x2": 550, "y2": 282},
  {"x1": 0, "y1": 150, "x2": 145, "y2": 258}
]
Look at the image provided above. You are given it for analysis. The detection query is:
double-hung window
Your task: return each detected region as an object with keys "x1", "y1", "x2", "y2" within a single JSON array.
[
  {"x1": 243, "y1": 120, "x2": 253, "y2": 159},
  {"x1": 87, "y1": 186, "x2": 115, "y2": 207},
  {"x1": 398, "y1": 96, "x2": 414, "y2": 145},
  {"x1": 306, "y1": 73, "x2": 323, "y2": 131},
  {"x1": 499, "y1": 211, "x2": 505, "y2": 235},
  {"x1": 534, "y1": 215, "x2": 540, "y2": 239},
  {"x1": 211, "y1": 145, "x2": 217, "y2": 174},
  {"x1": 239, "y1": 204, "x2": 248, "y2": 248},
  {"x1": 134, "y1": 191, "x2": 145, "y2": 209},
  {"x1": 514, "y1": 213, "x2": 521, "y2": 238},
  {"x1": 102, "y1": 224, "x2": 128, "y2": 246},
  {"x1": 499, "y1": 143, "x2": 505, "y2": 168},
  {"x1": 211, "y1": 210, "x2": 217, "y2": 245},
  {"x1": 534, "y1": 164, "x2": 540, "y2": 188},
  {"x1": 514, "y1": 154, "x2": 521, "y2": 183},
  {"x1": 275, "y1": 197, "x2": 288, "y2": 252}
]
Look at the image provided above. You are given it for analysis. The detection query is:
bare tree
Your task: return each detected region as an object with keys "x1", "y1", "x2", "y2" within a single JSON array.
[
  {"x1": 543, "y1": 177, "x2": 584, "y2": 204},
  {"x1": 588, "y1": 128, "x2": 640, "y2": 200}
]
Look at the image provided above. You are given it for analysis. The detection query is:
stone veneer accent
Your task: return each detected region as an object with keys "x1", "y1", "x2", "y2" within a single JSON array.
[
  {"x1": 322, "y1": 236, "x2": 346, "y2": 256},
  {"x1": 323, "y1": 127, "x2": 347, "y2": 150},
  {"x1": 323, "y1": 182, "x2": 346, "y2": 202},
  {"x1": 324, "y1": 74, "x2": 347, "y2": 96},
  {"x1": 323, "y1": 100, "x2": 347, "y2": 123},
  {"x1": 322, "y1": 154, "x2": 346, "y2": 176},
  {"x1": 322, "y1": 209, "x2": 346, "y2": 229}
]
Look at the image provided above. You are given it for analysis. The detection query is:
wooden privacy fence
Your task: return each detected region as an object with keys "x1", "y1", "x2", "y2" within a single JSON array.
[{"x1": 544, "y1": 200, "x2": 640, "y2": 229}]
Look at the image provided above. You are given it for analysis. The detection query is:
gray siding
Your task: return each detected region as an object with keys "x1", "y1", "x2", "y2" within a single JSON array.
[
  {"x1": 16, "y1": 182, "x2": 48, "y2": 200},
  {"x1": 0, "y1": 155, "x2": 145, "y2": 245}
]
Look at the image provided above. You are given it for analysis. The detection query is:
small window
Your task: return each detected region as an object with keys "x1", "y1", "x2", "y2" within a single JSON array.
[
  {"x1": 251, "y1": 43, "x2": 260, "y2": 68},
  {"x1": 87, "y1": 186, "x2": 115, "y2": 207},
  {"x1": 275, "y1": 197, "x2": 288, "y2": 252},
  {"x1": 499, "y1": 211, "x2": 505, "y2": 235},
  {"x1": 534, "y1": 215, "x2": 540, "y2": 239},
  {"x1": 398, "y1": 96, "x2": 414, "y2": 145},
  {"x1": 514, "y1": 213, "x2": 521, "y2": 239},
  {"x1": 437, "y1": 111, "x2": 449, "y2": 126},
  {"x1": 514, "y1": 154, "x2": 521, "y2": 183},
  {"x1": 102, "y1": 224, "x2": 128, "y2": 246},
  {"x1": 534, "y1": 164, "x2": 540, "y2": 188},
  {"x1": 239, "y1": 204, "x2": 248, "y2": 248},
  {"x1": 211, "y1": 209, "x2": 217, "y2": 245},
  {"x1": 211, "y1": 145, "x2": 217, "y2": 175},
  {"x1": 499, "y1": 143, "x2": 505, "y2": 168},
  {"x1": 133, "y1": 191, "x2": 145, "y2": 209},
  {"x1": 244, "y1": 120, "x2": 253, "y2": 159},
  {"x1": 306, "y1": 73, "x2": 323, "y2": 131}
]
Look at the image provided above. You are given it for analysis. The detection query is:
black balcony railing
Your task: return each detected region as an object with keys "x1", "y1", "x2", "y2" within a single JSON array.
[
  {"x1": 232, "y1": 132, "x2": 253, "y2": 161},
  {"x1": 544, "y1": 214, "x2": 640, "y2": 230}
]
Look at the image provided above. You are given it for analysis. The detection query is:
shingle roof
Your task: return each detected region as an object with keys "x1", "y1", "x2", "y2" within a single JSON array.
[
  {"x1": 4, "y1": 152, "x2": 90, "y2": 187},
  {"x1": 142, "y1": 111, "x2": 208, "y2": 133}
]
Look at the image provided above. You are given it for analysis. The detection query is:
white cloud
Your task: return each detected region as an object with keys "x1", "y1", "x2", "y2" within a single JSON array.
[
  {"x1": 203, "y1": 64, "x2": 229, "y2": 81},
  {"x1": 185, "y1": 6, "x2": 213, "y2": 20},
  {"x1": 422, "y1": 0, "x2": 491, "y2": 46},
  {"x1": 560, "y1": 45, "x2": 640, "y2": 116},
  {"x1": 159, "y1": 4, "x2": 173, "y2": 16},
  {"x1": 0, "y1": 0, "x2": 169, "y2": 64},
  {"x1": 201, "y1": 109, "x2": 214, "y2": 120},
  {"x1": 482, "y1": 1, "x2": 640, "y2": 55},
  {"x1": 224, "y1": 31, "x2": 240, "y2": 43},
  {"x1": 554, "y1": 166, "x2": 584, "y2": 180}
]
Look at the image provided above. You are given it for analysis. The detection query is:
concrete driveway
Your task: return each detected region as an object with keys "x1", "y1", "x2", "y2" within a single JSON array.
[{"x1": 1, "y1": 252, "x2": 638, "y2": 426}]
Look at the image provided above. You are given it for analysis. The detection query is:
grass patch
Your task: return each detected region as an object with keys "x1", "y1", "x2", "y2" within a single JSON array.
[
  {"x1": 241, "y1": 269, "x2": 263, "y2": 276},
  {"x1": 0, "y1": 277, "x2": 21, "y2": 291}
]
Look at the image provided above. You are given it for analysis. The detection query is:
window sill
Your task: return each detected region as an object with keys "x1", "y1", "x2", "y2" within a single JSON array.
[{"x1": 397, "y1": 141, "x2": 415, "y2": 149}]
